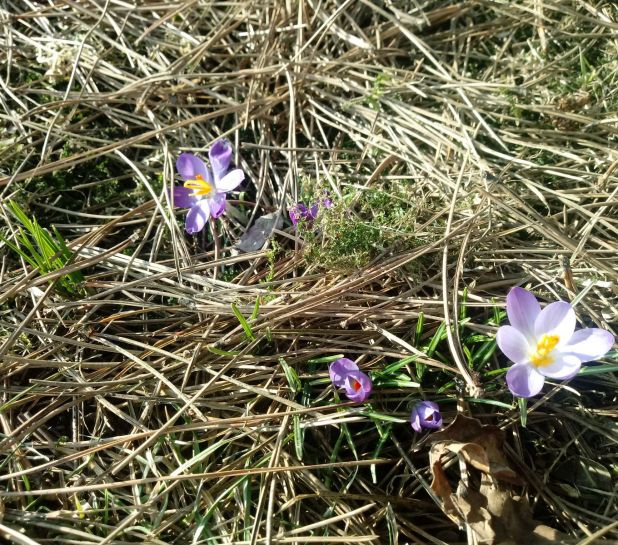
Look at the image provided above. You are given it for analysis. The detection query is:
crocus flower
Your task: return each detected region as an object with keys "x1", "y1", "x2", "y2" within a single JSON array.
[
  {"x1": 497, "y1": 287, "x2": 614, "y2": 398},
  {"x1": 329, "y1": 358, "x2": 372, "y2": 403},
  {"x1": 170, "y1": 139, "x2": 244, "y2": 234},
  {"x1": 410, "y1": 401, "x2": 442, "y2": 433}
]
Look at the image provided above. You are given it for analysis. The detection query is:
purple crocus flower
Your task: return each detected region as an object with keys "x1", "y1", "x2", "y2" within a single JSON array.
[
  {"x1": 170, "y1": 139, "x2": 244, "y2": 234},
  {"x1": 410, "y1": 401, "x2": 442, "y2": 433},
  {"x1": 329, "y1": 358, "x2": 372, "y2": 403},
  {"x1": 497, "y1": 287, "x2": 614, "y2": 398}
]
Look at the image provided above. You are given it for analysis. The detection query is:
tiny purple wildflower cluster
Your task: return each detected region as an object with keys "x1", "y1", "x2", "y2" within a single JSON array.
[
  {"x1": 289, "y1": 194, "x2": 332, "y2": 227},
  {"x1": 289, "y1": 203, "x2": 318, "y2": 226}
]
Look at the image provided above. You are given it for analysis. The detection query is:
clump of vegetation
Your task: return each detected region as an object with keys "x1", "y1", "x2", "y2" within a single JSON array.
[
  {"x1": 0, "y1": 200, "x2": 84, "y2": 293},
  {"x1": 304, "y1": 181, "x2": 431, "y2": 272}
]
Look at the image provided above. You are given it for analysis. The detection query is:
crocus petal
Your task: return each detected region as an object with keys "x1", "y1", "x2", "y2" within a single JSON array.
[
  {"x1": 208, "y1": 193, "x2": 226, "y2": 218},
  {"x1": 506, "y1": 364, "x2": 545, "y2": 398},
  {"x1": 534, "y1": 301, "x2": 576, "y2": 345},
  {"x1": 496, "y1": 325, "x2": 531, "y2": 364},
  {"x1": 177, "y1": 153, "x2": 210, "y2": 181},
  {"x1": 185, "y1": 200, "x2": 211, "y2": 234},
  {"x1": 560, "y1": 328, "x2": 614, "y2": 363},
  {"x1": 419, "y1": 404, "x2": 442, "y2": 429},
  {"x1": 215, "y1": 169, "x2": 244, "y2": 192},
  {"x1": 418, "y1": 400, "x2": 440, "y2": 413},
  {"x1": 209, "y1": 139, "x2": 233, "y2": 181},
  {"x1": 169, "y1": 186, "x2": 199, "y2": 209},
  {"x1": 411, "y1": 410, "x2": 422, "y2": 433},
  {"x1": 329, "y1": 358, "x2": 359, "y2": 388},
  {"x1": 343, "y1": 371, "x2": 372, "y2": 403},
  {"x1": 506, "y1": 287, "x2": 541, "y2": 341},
  {"x1": 538, "y1": 353, "x2": 581, "y2": 380}
]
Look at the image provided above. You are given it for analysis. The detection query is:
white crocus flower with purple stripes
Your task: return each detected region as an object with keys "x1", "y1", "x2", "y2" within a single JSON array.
[
  {"x1": 497, "y1": 287, "x2": 614, "y2": 398},
  {"x1": 170, "y1": 139, "x2": 244, "y2": 234}
]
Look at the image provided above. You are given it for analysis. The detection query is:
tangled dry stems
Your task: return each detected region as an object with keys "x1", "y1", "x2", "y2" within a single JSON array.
[{"x1": 0, "y1": 1, "x2": 617, "y2": 543}]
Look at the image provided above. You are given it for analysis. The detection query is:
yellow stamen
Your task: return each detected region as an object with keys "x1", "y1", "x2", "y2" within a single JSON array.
[
  {"x1": 184, "y1": 174, "x2": 213, "y2": 197},
  {"x1": 530, "y1": 334, "x2": 560, "y2": 367}
]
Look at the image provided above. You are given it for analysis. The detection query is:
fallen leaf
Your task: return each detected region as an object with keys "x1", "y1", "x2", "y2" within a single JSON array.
[
  {"x1": 236, "y1": 213, "x2": 282, "y2": 252},
  {"x1": 427, "y1": 414, "x2": 568, "y2": 545},
  {"x1": 428, "y1": 414, "x2": 521, "y2": 485}
]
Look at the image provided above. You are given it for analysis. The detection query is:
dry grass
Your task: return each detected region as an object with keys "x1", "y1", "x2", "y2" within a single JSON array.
[{"x1": 0, "y1": 1, "x2": 617, "y2": 543}]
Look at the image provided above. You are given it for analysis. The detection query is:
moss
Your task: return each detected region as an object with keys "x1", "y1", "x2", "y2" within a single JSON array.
[
  {"x1": 20, "y1": 154, "x2": 135, "y2": 221},
  {"x1": 308, "y1": 211, "x2": 381, "y2": 270},
  {"x1": 304, "y1": 180, "x2": 431, "y2": 272},
  {"x1": 364, "y1": 72, "x2": 391, "y2": 111},
  {"x1": 220, "y1": 265, "x2": 239, "y2": 282}
]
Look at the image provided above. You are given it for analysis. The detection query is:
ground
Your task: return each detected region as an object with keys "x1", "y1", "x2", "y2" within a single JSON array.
[{"x1": 0, "y1": 1, "x2": 617, "y2": 544}]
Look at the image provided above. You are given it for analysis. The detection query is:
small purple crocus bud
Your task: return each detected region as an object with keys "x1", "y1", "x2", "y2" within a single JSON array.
[
  {"x1": 411, "y1": 401, "x2": 442, "y2": 433},
  {"x1": 329, "y1": 358, "x2": 372, "y2": 403},
  {"x1": 342, "y1": 370, "x2": 372, "y2": 402}
]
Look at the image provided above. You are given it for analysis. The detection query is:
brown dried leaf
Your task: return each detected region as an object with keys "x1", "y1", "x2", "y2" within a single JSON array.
[
  {"x1": 430, "y1": 454, "x2": 458, "y2": 517},
  {"x1": 429, "y1": 414, "x2": 521, "y2": 484},
  {"x1": 427, "y1": 415, "x2": 568, "y2": 545}
]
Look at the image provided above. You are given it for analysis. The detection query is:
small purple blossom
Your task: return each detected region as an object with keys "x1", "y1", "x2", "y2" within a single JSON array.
[
  {"x1": 329, "y1": 358, "x2": 372, "y2": 403},
  {"x1": 289, "y1": 202, "x2": 319, "y2": 226},
  {"x1": 329, "y1": 358, "x2": 359, "y2": 386},
  {"x1": 289, "y1": 203, "x2": 311, "y2": 226},
  {"x1": 410, "y1": 401, "x2": 442, "y2": 433},
  {"x1": 497, "y1": 287, "x2": 614, "y2": 398},
  {"x1": 169, "y1": 139, "x2": 244, "y2": 234},
  {"x1": 289, "y1": 193, "x2": 332, "y2": 226},
  {"x1": 321, "y1": 191, "x2": 333, "y2": 209}
]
